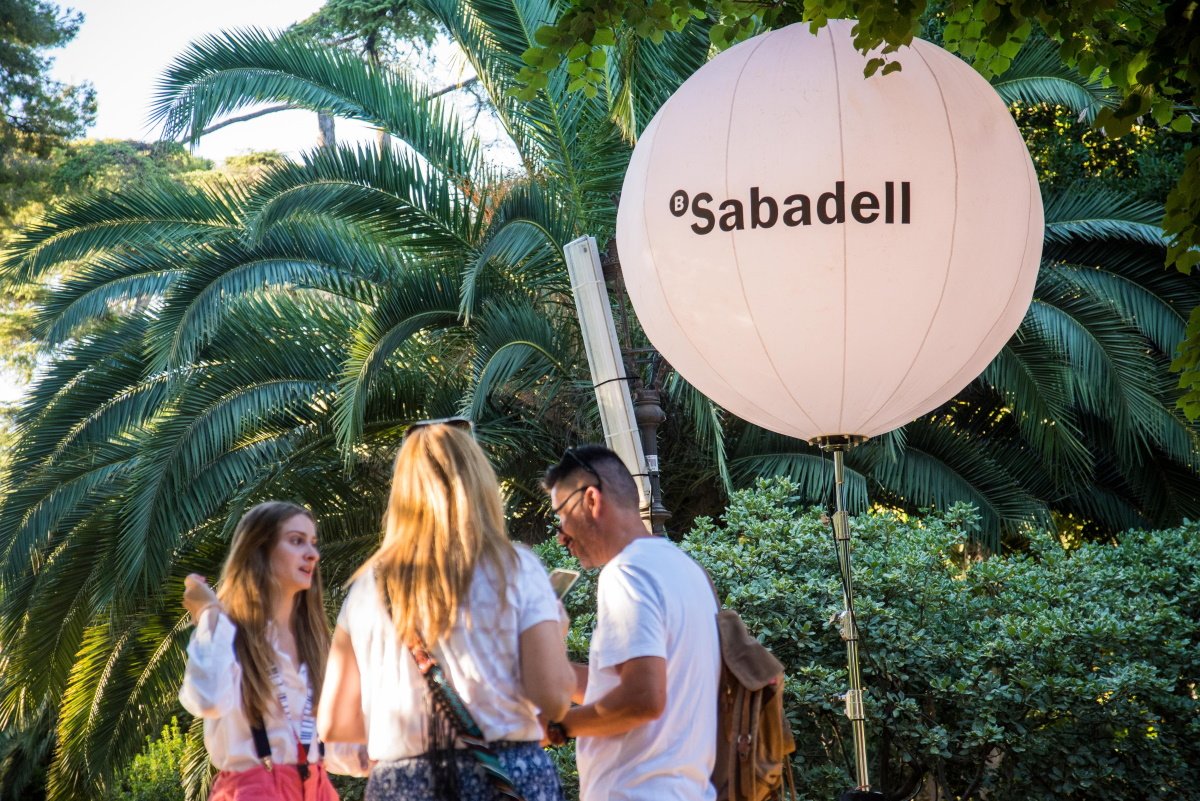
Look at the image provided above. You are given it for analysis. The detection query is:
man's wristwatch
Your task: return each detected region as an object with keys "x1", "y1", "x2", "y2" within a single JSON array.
[{"x1": 546, "y1": 719, "x2": 571, "y2": 747}]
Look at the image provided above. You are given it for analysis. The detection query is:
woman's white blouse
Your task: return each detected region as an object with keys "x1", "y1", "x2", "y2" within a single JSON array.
[
  {"x1": 179, "y1": 608, "x2": 365, "y2": 775},
  {"x1": 337, "y1": 545, "x2": 560, "y2": 761}
]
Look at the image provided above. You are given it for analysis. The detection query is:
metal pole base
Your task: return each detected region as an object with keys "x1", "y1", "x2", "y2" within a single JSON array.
[{"x1": 813, "y1": 435, "x2": 871, "y2": 792}]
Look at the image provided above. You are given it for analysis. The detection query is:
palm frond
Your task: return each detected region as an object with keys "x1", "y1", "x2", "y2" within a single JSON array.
[
  {"x1": 1054, "y1": 260, "x2": 1192, "y2": 356},
  {"x1": 152, "y1": 27, "x2": 482, "y2": 184},
  {"x1": 0, "y1": 181, "x2": 244, "y2": 281},
  {"x1": 143, "y1": 226, "x2": 381, "y2": 372},
  {"x1": 245, "y1": 143, "x2": 485, "y2": 257},
  {"x1": 36, "y1": 257, "x2": 182, "y2": 347},
  {"x1": 1030, "y1": 270, "x2": 1166, "y2": 459},
  {"x1": 664, "y1": 372, "x2": 732, "y2": 494},
  {"x1": 0, "y1": 516, "x2": 117, "y2": 729},
  {"x1": 461, "y1": 217, "x2": 564, "y2": 318},
  {"x1": 334, "y1": 270, "x2": 463, "y2": 453},
  {"x1": 466, "y1": 298, "x2": 572, "y2": 420},
  {"x1": 5, "y1": 320, "x2": 151, "y2": 478},
  {"x1": 991, "y1": 35, "x2": 1117, "y2": 123},
  {"x1": 608, "y1": 19, "x2": 712, "y2": 141},
  {"x1": 417, "y1": 0, "x2": 554, "y2": 173},
  {"x1": 869, "y1": 419, "x2": 1050, "y2": 546},
  {"x1": 978, "y1": 335, "x2": 1092, "y2": 484},
  {"x1": 1042, "y1": 187, "x2": 1166, "y2": 248},
  {"x1": 727, "y1": 426, "x2": 869, "y2": 511}
]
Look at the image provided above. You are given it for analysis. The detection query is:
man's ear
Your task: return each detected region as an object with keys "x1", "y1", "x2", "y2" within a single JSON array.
[{"x1": 583, "y1": 484, "x2": 604, "y2": 520}]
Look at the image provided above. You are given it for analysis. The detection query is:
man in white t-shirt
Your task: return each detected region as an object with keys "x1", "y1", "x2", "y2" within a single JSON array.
[{"x1": 542, "y1": 445, "x2": 720, "y2": 801}]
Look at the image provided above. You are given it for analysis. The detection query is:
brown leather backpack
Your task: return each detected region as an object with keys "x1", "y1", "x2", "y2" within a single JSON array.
[{"x1": 712, "y1": 608, "x2": 798, "y2": 801}]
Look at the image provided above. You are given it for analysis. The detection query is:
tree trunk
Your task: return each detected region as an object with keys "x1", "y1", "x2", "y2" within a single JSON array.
[{"x1": 318, "y1": 113, "x2": 336, "y2": 148}]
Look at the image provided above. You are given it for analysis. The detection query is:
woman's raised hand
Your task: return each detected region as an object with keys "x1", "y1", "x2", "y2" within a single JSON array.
[{"x1": 183, "y1": 574, "x2": 221, "y2": 624}]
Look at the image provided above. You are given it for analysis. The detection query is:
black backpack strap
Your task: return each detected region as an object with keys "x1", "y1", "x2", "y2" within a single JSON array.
[
  {"x1": 251, "y1": 724, "x2": 311, "y2": 780},
  {"x1": 250, "y1": 725, "x2": 273, "y2": 771}
]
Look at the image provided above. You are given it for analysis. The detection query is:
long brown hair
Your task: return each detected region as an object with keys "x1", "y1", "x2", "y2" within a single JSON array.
[
  {"x1": 216, "y1": 501, "x2": 329, "y2": 726},
  {"x1": 365, "y1": 424, "x2": 516, "y2": 647}
]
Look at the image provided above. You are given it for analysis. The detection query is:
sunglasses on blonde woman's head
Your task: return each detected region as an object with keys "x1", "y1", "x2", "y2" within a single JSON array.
[{"x1": 403, "y1": 416, "x2": 474, "y2": 440}]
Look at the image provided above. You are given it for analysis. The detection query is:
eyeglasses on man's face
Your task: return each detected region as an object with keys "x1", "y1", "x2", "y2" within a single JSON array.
[
  {"x1": 552, "y1": 484, "x2": 596, "y2": 541},
  {"x1": 551, "y1": 449, "x2": 604, "y2": 537},
  {"x1": 552, "y1": 483, "x2": 593, "y2": 517},
  {"x1": 403, "y1": 416, "x2": 473, "y2": 440}
]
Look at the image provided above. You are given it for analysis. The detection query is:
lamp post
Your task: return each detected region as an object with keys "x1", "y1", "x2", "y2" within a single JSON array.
[
  {"x1": 602, "y1": 237, "x2": 671, "y2": 536},
  {"x1": 632, "y1": 386, "x2": 670, "y2": 535}
]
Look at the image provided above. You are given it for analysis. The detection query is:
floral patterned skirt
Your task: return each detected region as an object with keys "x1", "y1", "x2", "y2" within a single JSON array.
[{"x1": 365, "y1": 741, "x2": 565, "y2": 801}]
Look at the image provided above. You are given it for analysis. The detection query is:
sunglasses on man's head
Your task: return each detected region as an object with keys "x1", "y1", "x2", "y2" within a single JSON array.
[
  {"x1": 562, "y1": 448, "x2": 603, "y2": 489},
  {"x1": 403, "y1": 416, "x2": 474, "y2": 439}
]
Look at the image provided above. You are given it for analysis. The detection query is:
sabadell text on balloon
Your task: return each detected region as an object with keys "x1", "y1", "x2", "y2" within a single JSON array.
[{"x1": 668, "y1": 181, "x2": 912, "y2": 235}]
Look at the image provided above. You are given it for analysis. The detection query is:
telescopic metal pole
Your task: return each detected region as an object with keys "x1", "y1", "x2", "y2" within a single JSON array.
[{"x1": 816, "y1": 435, "x2": 869, "y2": 791}]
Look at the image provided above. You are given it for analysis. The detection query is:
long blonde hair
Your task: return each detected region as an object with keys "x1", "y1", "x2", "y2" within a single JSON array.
[
  {"x1": 217, "y1": 501, "x2": 329, "y2": 726},
  {"x1": 368, "y1": 424, "x2": 516, "y2": 646}
]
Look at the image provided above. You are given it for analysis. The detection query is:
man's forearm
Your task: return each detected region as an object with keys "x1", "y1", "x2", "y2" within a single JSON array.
[
  {"x1": 561, "y1": 695, "x2": 660, "y2": 738},
  {"x1": 560, "y1": 658, "x2": 665, "y2": 738}
]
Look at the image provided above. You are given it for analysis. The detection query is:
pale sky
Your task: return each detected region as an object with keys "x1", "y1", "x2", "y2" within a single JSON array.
[{"x1": 50, "y1": 0, "x2": 401, "y2": 162}]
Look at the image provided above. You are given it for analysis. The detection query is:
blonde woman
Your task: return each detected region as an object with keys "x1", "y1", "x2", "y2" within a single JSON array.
[
  {"x1": 180, "y1": 501, "x2": 361, "y2": 801},
  {"x1": 318, "y1": 420, "x2": 574, "y2": 801}
]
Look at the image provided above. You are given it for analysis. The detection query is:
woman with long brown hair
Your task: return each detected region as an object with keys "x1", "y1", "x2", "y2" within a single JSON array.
[
  {"x1": 180, "y1": 500, "x2": 361, "y2": 800},
  {"x1": 318, "y1": 420, "x2": 575, "y2": 801}
]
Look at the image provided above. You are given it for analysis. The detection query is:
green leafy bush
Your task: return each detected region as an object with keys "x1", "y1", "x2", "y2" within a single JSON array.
[
  {"x1": 539, "y1": 478, "x2": 1200, "y2": 801},
  {"x1": 104, "y1": 719, "x2": 185, "y2": 801},
  {"x1": 328, "y1": 773, "x2": 366, "y2": 801}
]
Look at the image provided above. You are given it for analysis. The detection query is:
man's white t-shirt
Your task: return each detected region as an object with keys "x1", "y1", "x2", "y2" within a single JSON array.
[
  {"x1": 336, "y1": 545, "x2": 560, "y2": 761},
  {"x1": 579, "y1": 536, "x2": 720, "y2": 801}
]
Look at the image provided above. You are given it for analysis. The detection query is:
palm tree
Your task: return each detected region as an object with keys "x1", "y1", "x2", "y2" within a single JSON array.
[
  {"x1": 0, "y1": 8, "x2": 1196, "y2": 799},
  {"x1": 0, "y1": 3, "x2": 708, "y2": 797}
]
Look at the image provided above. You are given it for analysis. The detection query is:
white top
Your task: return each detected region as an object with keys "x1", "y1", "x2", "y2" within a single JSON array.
[
  {"x1": 336, "y1": 544, "x2": 560, "y2": 761},
  {"x1": 179, "y1": 608, "x2": 365, "y2": 775},
  {"x1": 579, "y1": 536, "x2": 720, "y2": 801}
]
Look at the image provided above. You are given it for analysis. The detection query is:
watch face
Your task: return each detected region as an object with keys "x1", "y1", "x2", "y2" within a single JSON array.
[{"x1": 547, "y1": 721, "x2": 569, "y2": 746}]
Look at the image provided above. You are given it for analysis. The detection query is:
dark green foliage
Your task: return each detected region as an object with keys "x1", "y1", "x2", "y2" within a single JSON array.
[
  {"x1": 328, "y1": 774, "x2": 367, "y2": 801},
  {"x1": 1013, "y1": 103, "x2": 1198, "y2": 205},
  {"x1": 0, "y1": 0, "x2": 96, "y2": 221},
  {"x1": 294, "y1": 0, "x2": 441, "y2": 62},
  {"x1": 45, "y1": 140, "x2": 212, "y2": 196},
  {"x1": 540, "y1": 479, "x2": 1200, "y2": 800},
  {"x1": 0, "y1": 705, "x2": 51, "y2": 800}
]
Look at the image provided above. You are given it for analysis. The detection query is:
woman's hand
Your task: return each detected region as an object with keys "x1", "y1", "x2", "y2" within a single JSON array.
[{"x1": 183, "y1": 574, "x2": 220, "y2": 624}]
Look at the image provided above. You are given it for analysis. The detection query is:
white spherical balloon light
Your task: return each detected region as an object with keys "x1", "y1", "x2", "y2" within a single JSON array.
[{"x1": 617, "y1": 19, "x2": 1043, "y2": 442}]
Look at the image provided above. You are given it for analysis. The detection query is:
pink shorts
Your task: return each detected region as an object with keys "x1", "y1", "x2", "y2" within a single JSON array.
[{"x1": 209, "y1": 763, "x2": 338, "y2": 801}]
